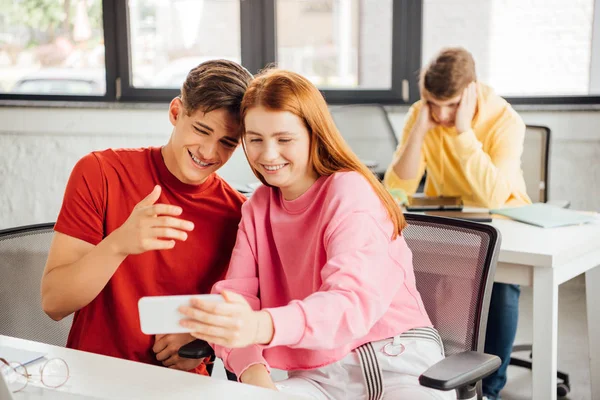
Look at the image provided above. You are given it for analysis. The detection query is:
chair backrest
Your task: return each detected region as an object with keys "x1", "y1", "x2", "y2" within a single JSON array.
[
  {"x1": 330, "y1": 104, "x2": 398, "y2": 179},
  {"x1": 522, "y1": 125, "x2": 550, "y2": 203},
  {"x1": 403, "y1": 214, "x2": 500, "y2": 355},
  {"x1": 0, "y1": 223, "x2": 73, "y2": 346}
]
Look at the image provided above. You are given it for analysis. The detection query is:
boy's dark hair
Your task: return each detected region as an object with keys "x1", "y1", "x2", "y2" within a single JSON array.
[
  {"x1": 420, "y1": 47, "x2": 477, "y2": 100},
  {"x1": 181, "y1": 59, "x2": 253, "y2": 122}
]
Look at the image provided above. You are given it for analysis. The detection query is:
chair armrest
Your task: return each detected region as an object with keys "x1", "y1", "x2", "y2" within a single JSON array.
[
  {"x1": 178, "y1": 339, "x2": 215, "y2": 359},
  {"x1": 419, "y1": 351, "x2": 500, "y2": 391}
]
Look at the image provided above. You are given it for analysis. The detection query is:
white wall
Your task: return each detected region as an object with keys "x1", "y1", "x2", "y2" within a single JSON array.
[
  {"x1": 422, "y1": 0, "x2": 596, "y2": 96},
  {"x1": 1, "y1": 105, "x2": 600, "y2": 229}
]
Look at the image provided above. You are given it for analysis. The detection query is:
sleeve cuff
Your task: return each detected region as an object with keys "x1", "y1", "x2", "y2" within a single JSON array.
[
  {"x1": 383, "y1": 165, "x2": 421, "y2": 195},
  {"x1": 264, "y1": 302, "x2": 306, "y2": 348},
  {"x1": 224, "y1": 345, "x2": 269, "y2": 379},
  {"x1": 449, "y1": 129, "x2": 482, "y2": 158}
]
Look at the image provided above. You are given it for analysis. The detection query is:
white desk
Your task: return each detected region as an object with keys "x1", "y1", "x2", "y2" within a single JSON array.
[
  {"x1": 490, "y1": 217, "x2": 600, "y2": 400},
  {"x1": 0, "y1": 335, "x2": 301, "y2": 400}
]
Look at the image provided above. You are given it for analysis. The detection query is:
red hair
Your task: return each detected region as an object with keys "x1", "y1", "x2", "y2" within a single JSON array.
[{"x1": 240, "y1": 69, "x2": 406, "y2": 237}]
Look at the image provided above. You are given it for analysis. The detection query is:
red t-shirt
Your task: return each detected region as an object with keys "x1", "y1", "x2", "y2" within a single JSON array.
[{"x1": 54, "y1": 147, "x2": 245, "y2": 375}]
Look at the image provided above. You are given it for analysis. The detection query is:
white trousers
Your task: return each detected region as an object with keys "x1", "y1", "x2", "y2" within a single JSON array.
[{"x1": 276, "y1": 328, "x2": 457, "y2": 400}]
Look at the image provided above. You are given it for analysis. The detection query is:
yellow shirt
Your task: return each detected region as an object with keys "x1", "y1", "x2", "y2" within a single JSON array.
[{"x1": 384, "y1": 82, "x2": 531, "y2": 209}]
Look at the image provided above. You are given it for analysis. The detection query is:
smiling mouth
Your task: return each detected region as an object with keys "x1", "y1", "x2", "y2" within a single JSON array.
[
  {"x1": 188, "y1": 149, "x2": 216, "y2": 167},
  {"x1": 262, "y1": 163, "x2": 288, "y2": 172}
]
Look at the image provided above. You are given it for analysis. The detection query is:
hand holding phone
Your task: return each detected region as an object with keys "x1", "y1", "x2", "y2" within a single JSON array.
[{"x1": 138, "y1": 294, "x2": 224, "y2": 335}]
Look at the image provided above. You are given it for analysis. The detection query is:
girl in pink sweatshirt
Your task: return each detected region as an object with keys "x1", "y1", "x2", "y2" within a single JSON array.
[{"x1": 179, "y1": 69, "x2": 455, "y2": 400}]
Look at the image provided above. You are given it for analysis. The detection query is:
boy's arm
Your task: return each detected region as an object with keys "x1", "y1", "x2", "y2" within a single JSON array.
[
  {"x1": 41, "y1": 155, "x2": 194, "y2": 321},
  {"x1": 451, "y1": 108, "x2": 527, "y2": 209},
  {"x1": 384, "y1": 103, "x2": 429, "y2": 195}
]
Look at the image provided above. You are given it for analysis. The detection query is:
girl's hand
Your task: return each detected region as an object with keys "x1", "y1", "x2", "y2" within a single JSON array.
[
  {"x1": 240, "y1": 364, "x2": 278, "y2": 390},
  {"x1": 179, "y1": 291, "x2": 274, "y2": 348}
]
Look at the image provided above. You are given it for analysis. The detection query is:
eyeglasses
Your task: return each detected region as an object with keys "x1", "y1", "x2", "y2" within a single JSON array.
[{"x1": 0, "y1": 357, "x2": 70, "y2": 393}]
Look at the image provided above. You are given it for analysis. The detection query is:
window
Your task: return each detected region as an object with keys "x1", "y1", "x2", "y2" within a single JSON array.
[
  {"x1": 273, "y1": 0, "x2": 418, "y2": 103},
  {"x1": 0, "y1": 0, "x2": 106, "y2": 98},
  {"x1": 1, "y1": 0, "x2": 598, "y2": 105},
  {"x1": 128, "y1": 0, "x2": 241, "y2": 89},
  {"x1": 114, "y1": 0, "x2": 412, "y2": 103},
  {"x1": 422, "y1": 0, "x2": 600, "y2": 102},
  {"x1": 276, "y1": 0, "x2": 393, "y2": 90},
  {"x1": 0, "y1": 0, "x2": 416, "y2": 103}
]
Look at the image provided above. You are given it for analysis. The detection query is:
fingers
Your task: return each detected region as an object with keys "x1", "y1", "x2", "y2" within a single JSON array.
[
  {"x1": 153, "y1": 216, "x2": 194, "y2": 231},
  {"x1": 156, "y1": 346, "x2": 173, "y2": 362},
  {"x1": 464, "y1": 82, "x2": 476, "y2": 104},
  {"x1": 222, "y1": 290, "x2": 246, "y2": 304},
  {"x1": 143, "y1": 204, "x2": 183, "y2": 217},
  {"x1": 166, "y1": 358, "x2": 202, "y2": 371},
  {"x1": 152, "y1": 334, "x2": 169, "y2": 354},
  {"x1": 180, "y1": 319, "x2": 238, "y2": 341},
  {"x1": 143, "y1": 239, "x2": 176, "y2": 250},
  {"x1": 136, "y1": 185, "x2": 162, "y2": 209},
  {"x1": 189, "y1": 298, "x2": 242, "y2": 317},
  {"x1": 162, "y1": 354, "x2": 179, "y2": 367},
  {"x1": 461, "y1": 85, "x2": 470, "y2": 103},
  {"x1": 189, "y1": 331, "x2": 232, "y2": 347},
  {"x1": 459, "y1": 83, "x2": 476, "y2": 110},
  {"x1": 179, "y1": 305, "x2": 240, "y2": 329},
  {"x1": 150, "y1": 227, "x2": 188, "y2": 241}
]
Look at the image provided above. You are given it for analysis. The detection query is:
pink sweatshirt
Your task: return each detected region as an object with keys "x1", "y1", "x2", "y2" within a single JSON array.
[{"x1": 212, "y1": 171, "x2": 432, "y2": 378}]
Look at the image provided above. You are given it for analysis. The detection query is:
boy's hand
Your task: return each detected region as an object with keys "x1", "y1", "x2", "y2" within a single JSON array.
[
  {"x1": 455, "y1": 82, "x2": 478, "y2": 134},
  {"x1": 110, "y1": 185, "x2": 194, "y2": 255},
  {"x1": 414, "y1": 100, "x2": 437, "y2": 135},
  {"x1": 153, "y1": 333, "x2": 208, "y2": 371}
]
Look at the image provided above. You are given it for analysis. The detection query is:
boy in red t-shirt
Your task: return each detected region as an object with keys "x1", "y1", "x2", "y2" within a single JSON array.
[{"x1": 41, "y1": 60, "x2": 253, "y2": 375}]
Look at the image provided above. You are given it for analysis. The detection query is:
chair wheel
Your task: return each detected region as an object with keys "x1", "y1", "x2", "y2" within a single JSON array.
[{"x1": 557, "y1": 382, "x2": 570, "y2": 397}]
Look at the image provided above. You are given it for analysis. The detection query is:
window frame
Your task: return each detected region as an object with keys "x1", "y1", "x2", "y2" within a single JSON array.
[
  {"x1": 0, "y1": 0, "x2": 598, "y2": 105},
  {"x1": 0, "y1": 0, "x2": 118, "y2": 102},
  {"x1": 112, "y1": 0, "x2": 418, "y2": 105}
]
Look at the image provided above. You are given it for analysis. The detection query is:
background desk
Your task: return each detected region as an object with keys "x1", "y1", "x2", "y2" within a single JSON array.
[
  {"x1": 0, "y1": 335, "x2": 301, "y2": 400},
  {"x1": 491, "y1": 218, "x2": 600, "y2": 400}
]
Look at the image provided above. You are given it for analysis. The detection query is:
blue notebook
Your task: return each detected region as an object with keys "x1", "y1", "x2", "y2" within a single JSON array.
[{"x1": 490, "y1": 203, "x2": 596, "y2": 228}]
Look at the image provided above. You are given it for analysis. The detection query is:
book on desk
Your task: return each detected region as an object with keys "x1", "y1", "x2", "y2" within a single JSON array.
[{"x1": 490, "y1": 203, "x2": 597, "y2": 228}]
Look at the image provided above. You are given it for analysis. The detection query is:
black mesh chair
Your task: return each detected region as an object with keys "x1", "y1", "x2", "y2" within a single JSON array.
[
  {"x1": 0, "y1": 223, "x2": 73, "y2": 346},
  {"x1": 403, "y1": 214, "x2": 501, "y2": 400}
]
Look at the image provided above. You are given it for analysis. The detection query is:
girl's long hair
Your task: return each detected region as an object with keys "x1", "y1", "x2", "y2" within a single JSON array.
[{"x1": 240, "y1": 69, "x2": 406, "y2": 237}]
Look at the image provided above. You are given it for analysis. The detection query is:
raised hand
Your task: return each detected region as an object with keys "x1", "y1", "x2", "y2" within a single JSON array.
[
  {"x1": 111, "y1": 185, "x2": 194, "y2": 255},
  {"x1": 455, "y1": 81, "x2": 478, "y2": 134},
  {"x1": 414, "y1": 100, "x2": 437, "y2": 134}
]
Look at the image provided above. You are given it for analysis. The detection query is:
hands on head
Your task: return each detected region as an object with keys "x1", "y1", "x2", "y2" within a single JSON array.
[
  {"x1": 454, "y1": 81, "x2": 478, "y2": 133},
  {"x1": 417, "y1": 81, "x2": 478, "y2": 135}
]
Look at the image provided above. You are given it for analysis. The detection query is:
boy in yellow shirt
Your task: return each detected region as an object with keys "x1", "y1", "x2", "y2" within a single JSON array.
[{"x1": 384, "y1": 47, "x2": 530, "y2": 400}]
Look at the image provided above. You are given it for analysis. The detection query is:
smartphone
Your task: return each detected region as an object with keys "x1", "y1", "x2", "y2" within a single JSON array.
[{"x1": 138, "y1": 294, "x2": 224, "y2": 335}]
